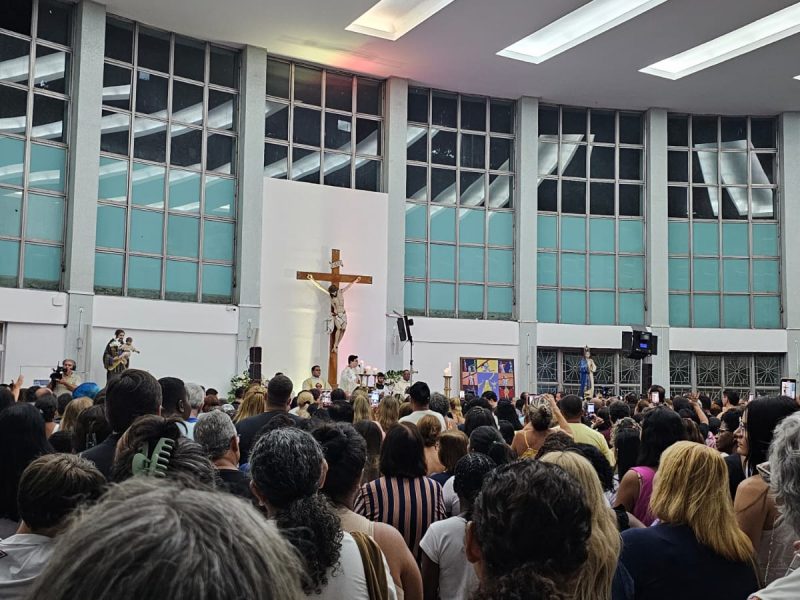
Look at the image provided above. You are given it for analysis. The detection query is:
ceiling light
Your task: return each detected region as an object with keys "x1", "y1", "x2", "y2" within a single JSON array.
[
  {"x1": 346, "y1": 0, "x2": 456, "y2": 41},
  {"x1": 497, "y1": 0, "x2": 667, "y2": 64},
  {"x1": 641, "y1": 3, "x2": 800, "y2": 79}
]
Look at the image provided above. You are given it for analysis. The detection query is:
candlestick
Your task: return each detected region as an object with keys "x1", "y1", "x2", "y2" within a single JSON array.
[{"x1": 443, "y1": 375, "x2": 453, "y2": 401}]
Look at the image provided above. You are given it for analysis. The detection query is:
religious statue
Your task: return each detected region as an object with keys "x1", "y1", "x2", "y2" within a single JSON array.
[
  {"x1": 307, "y1": 274, "x2": 361, "y2": 353},
  {"x1": 579, "y1": 346, "x2": 596, "y2": 400}
]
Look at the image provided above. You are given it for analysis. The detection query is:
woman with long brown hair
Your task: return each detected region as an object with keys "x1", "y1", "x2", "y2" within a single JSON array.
[{"x1": 376, "y1": 395, "x2": 401, "y2": 432}]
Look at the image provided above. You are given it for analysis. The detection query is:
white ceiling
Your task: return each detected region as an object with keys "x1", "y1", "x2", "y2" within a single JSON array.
[{"x1": 101, "y1": 0, "x2": 800, "y2": 114}]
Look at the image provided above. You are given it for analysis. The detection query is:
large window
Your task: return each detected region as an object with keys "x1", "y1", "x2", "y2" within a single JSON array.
[
  {"x1": 670, "y1": 352, "x2": 782, "y2": 401},
  {"x1": 667, "y1": 115, "x2": 780, "y2": 328},
  {"x1": 0, "y1": 0, "x2": 72, "y2": 290},
  {"x1": 94, "y1": 18, "x2": 239, "y2": 303},
  {"x1": 537, "y1": 106, "x2": 646, "y2": 325},
  {"x1": 537, "y1": 348, "x2": 642, "y2": 397},
  {"x1": 264, "y1": 58, "x2": 383, "y2": 191},
  {"x1": 404, "y1": 88, "x2": 515, "y2": 319}
]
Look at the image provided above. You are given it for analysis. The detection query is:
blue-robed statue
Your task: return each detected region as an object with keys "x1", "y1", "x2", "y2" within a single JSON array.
[{"x1": 578, "y1": 346, "x2": 596, "y2": 400}]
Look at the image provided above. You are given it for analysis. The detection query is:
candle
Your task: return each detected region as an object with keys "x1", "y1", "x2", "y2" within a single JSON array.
[
  {"x1": 372, "y1": 368, "x2": 378, "y2": 375},
  {"x1": 443, "y1": 365, "x2": 451, "y2": 377}
]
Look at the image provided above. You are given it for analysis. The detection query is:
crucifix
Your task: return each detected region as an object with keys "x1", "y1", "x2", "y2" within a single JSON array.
[{"x1": 297, "y1": 249, "x2": 372, "y2": 386}]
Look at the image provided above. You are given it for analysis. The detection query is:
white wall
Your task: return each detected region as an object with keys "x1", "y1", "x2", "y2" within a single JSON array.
[{"x1": 260, "y1": 178, "x2": 389, "y2": 387}]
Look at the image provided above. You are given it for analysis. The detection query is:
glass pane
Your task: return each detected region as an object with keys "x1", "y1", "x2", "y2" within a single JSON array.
[
  {"x1": 539, "y1": 141, "x2": 558, "y2": 176},
  {"x1": 461, "y1": 171, "x2": 485, "y2": 206},
  {"x1": 166, "y1": 214, "x2": 199, "y2": 258},
  {"x1": 0, "y1": 239, "x2": 19, "y2": 285},
  {"x1": 94, "y1": 252, "x2": 123, "y2": 294},
  {"x1": 538, "y1": 252, "x2": 557, "y2": 286},
  {"x1": 172, "y1": 81, "x2": 204, "y2": 125},
  {"x1": 133, "y1": 116, "x2": 168, "y2": 162},
  {"x1": 137, "y1": 28, "x2": 169, "y2": 72},
  {"x1": 562, "y1": 108, "x2": 586, "y2": 136},
  {"x1": 0, "y1": 85, "x2": 28, "y2": 136},
  {"x1": 406, "y1": 165, "x2": 426, "y2": 201},
  {"x1": 266, "y1": 60, "x2": 290, "y2": 99},
  {"x1": 168, "y1": 169, "x2": 200, "y2": 212},
  {"x1": 721, "y1": 117, "x2": 747, "y2": 143},
  {"x1": 407, "y1": 88, "x2": 428, "y2": 123},
  {"x1": 753, "y1": 296, "x2": 781, "y2": 328},
  {"x1": 720, "y1": 153, "x2": 747, "y2": 185},
  {"x1": 589, "y1": 145, "x2": 614, "y2": 179},
  {"x1": 206, "y1": 134, "x2": 234, "y2": 174},
  {"x1": 294, "y1": 65, "x2": 321, "y2": 105},
  {"x1": 619, "y1": 292, "x2": 645, "y2": 325},
  {"x1": 489, "y1": 174, "x2": 512, "y2": 209},
  {"x1": 95, "y1": 204, "x2": 125, "y2": 249},
  {"x1": 692, "y1": 116, "x2": 717, "y2": 146},
  {"x1": 488, "y1": 248, "x2": 512, "y2": 284},
  {"x1": 31, "y1": 94, "x2": 66, "y2": 142},
  {"x1": 692, "y1": 187, "x2": 719, "y2": 219},
  {"x1": 590, "y1": 110, "x2": 614, "y2": 143},
  {"x1": 0, "y1": 187, "x2": 22, "y2": 236},
  {"x1": 105, "y1": 19, "x2": 133, "y2": 63},
  {"x1": 589, "y1": 182, "x2": 613, "y2": 215},
  {"x1": 293, "y1": 107, "x2": 321, "y2": 146},
  {"x1": 461, "y1": 208, "x2": 484, "y2": 244},
  {"x1": 751, "y1": 188, "x2": 775, "y2": 220},
  {"x1": 25, "y1": 193, "x2": 63, "y2": 242},
  {"x1": 23, "y1": 243, "x2": 60, "y2": 289},
  {"x1": 355, "y1": 159, "x2": 380, "y2": 192},
  {"x1": 357, "y1": 78, "x2": 381, "y2": 116},
  {"x1": 460, "y1": 133, "x2": 485, "y2": 169},
  {"x1": 753, "y1": 260, "x2": 779, "y2": 293},
  {"x1": 459, "y1": 246, "x2": 484, "y2": 282},
  {"x1": 721, "y1": 222, "x2": 748, "y2": 256},
  {"x1": 561, "y1": 180, "x2": 586, "y2": 214},
  {"x1": 430, "y1": 244, "x2": 455, "y2": 280},
  {"x1": 693, "y1": 258, "x2": 720, "y2": 292},
  {"x1": 561, "y1": 253, "x2": 586, "y2": 288},
  {"x1": 753, "y1": 153, "x2": 775, "y2": 185},
  {"x1": 431, "y1": 129, "x2": 456, "y2": 166},
  {"x1": 174, "y1": 37, "x2": 205, "y2": 82},
  {"x1": 201, "y1": 263, "x2": 232, "y2": 303},
  {"x1": 128, "y1": 255, "x2": 161, "y2": 298},
  {"x1": 589, "y1": 291, "x2": 615, "y2": 325},
  {"x1": 34, "y1": 46, "x2": 68, "y2": 94},
  {"x1": 131, "y1": 162, "x2": 165, "y2": 208},
  {"x1": 619, "y1": 113, "x2": 642, "y2": 145},
  {"x1": 693, "y1": 295, "x2": 720, "y2": 328},
  {"x1": 668, "y1": 187, "x2": 688, "y2": 218},
  {"x1": 668, "y1": 221, "x2": 689, "y2": 255},
  {"x1": 589, "y1": 218, "x2": 614, "y2": 252},
  {"x1": 537, "y1": 214, "x2": 557, "y2": 250},
  {"x1": 561, "y1": 216, "x2": 585, "y2": 251},
  {"x1": 487, "y1": 286, "x2": 512, "y2": 319},
  {"x1": 431, "y1": 92, "x2": 456, "y2": 128},
  {"x1": 407, "y1": 126, "x2": 427, "y2": 162},
  {"x1": 723, "y1": 295, "x2": 749, "y2": 328},
  {"x1": 751, "y1": 119, "x2": 776, "y2": 149},
  {"x1": 325, "y1": 72, "x2": 352, "y2": 112},
  {"x1": 461, "y1": 97, "x2": 486, "y2": 131},
  {"x1": 619, "y1": 148, "x2": 642, "y2": 180},
  {"x1": 291, "y1": 147, "x2": 320, "y2": 183},
  {"x1": 430, "y1": 206, "x2": 455, "y2": 242},
  {"x1": 29, "y1": 143, "x2": 66, "y2": 192},
  {"x1": 537, "y1": 178, "x2": 557, "y2": 211},
  {"x1": 264, "y1": 143, "x2": 288, "y2": 179},
  {"x1": 693, "y1": 222, "x2": 719, "y2": 255},
  {"x1": 589, "y1": 255, "x2": 614, "y2": 288},
  {"x1": 135, "y1": 71, "x2": 168, "y2": 115},
  {"x1": 490, "y1": 137, "x2": 512, "y2": 171},
  {"x1": 323, "y1": 153, "x2": 350, "y2": 188},
  {"x1": 668, "y1": 258, "x2": 689, "y2": 291},
  {"x1": 618, "y1": 220, "x2": 643, "y2": 253},
  {"x1": 210, "y1": 91, "x2": 239, "y2": 133},
  {"x1": 619, "y1": 185, "x2": 642, "y2": 217},
  {"x1": 667, "y1": 151, "x2": 688, "y2": 182},
  {"x1": 537, "y1": 288, "x2": 557, "y2": 322},
  {"x1": 209, "y1": 47, "x2": 238, "y2": 89},
  {"x1": 203, "y1": 220, "x2": 234, "y2": 261},
  {"x1": 356, "y1": 118, "x2": 380, "y2": 156},
  {"x1": 102, "y1": 64, "x2": 131, "y2": 110},
  {"x1": 405, "y1": 203, "x2": 426, "y2": 240},
  {"x1": 490, "y1": 100, "x2": 513, "y2": 134},
  {"x1": 561, "y1": 143, "x2": 585, "y2": 177},
  {"x1": 752, "y1": 223, "x2": 778, "y2": 256},
  {"x1": 38, "y1": 0, "x2": 71, "y2": 44},
  {"x1": 165, "y1": 260, "x2": 198, "y2": 301},
  {"x1": 324, "y1": 112, "x2": 351, "y2": 152},
  {"x1": 692, "y1": 151, "x2": 717, "y2": 185},
  {"x1": 404, "y1": 280, "x2": 425, "y2": 313},
  {"x1": 0, "y1": 135, "x2": 24, "y2": 186},
  {"x1": 100, "y1": 110, "x2": 130, "y2": 155},
  {"x1": 431, "y1": 168, "x2": 456, "y2": 204},
  {"x1": 539, "y1": 106, "x2": 558, "y2": 136},
  {"x1": 488, "y1": 211, "x2": 512, "y2": 246},
  {"x1": 129, "y1": 209, "x2": 163, "y2": 254},
  {"x1": 0, "y1": 35, "x2": 29, "y2": 85},
  {"x1": 459, "y1": 284, "x2": 483, "y2": 317},
  {"x1": 561, "y1": 290, "x2": 586, "y2": 324},
  {"x1": 404, "y1": 242, "x2": 426, "y2": 278},
  {"x1": 429, "y1": 282, "x2": 455, "y2": 316},
  {"x1": 669, "y1": 294, "x2": 690, "y2": 327},
  {"x1": 618, "y1": 256, "x2": 644, "y2": 289}
]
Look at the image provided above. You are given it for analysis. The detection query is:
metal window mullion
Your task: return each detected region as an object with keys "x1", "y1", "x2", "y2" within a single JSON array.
[
  {"x1": 319, "y1": 69, "x2": 327, "y2": 185},
  {"x1": 287, "y1": 62, "x2": 295, "y2": 181},
  {"x1": 157, "y1": 33, "x2": 176, "y2": 301},
  {"x1": 196, "y1": 42, "x2": 212, "y2": 302},
  {"x1": 121, "y1": 24, "x2": 140, "y2": 297},
  {"x1": 425, "y1": 89, "x2": 432, "y2": 316},
  {"x1": 453, "y1": 94, "x2": 461, "y2": 319},
  {"x1": 350, "y1": 75, "x2": 357, "y2": 186}
]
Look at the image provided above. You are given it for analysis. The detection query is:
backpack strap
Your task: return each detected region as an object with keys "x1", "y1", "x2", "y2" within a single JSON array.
[{"x1": 350, "y1": 531, "x2": 390, "y2": 600}]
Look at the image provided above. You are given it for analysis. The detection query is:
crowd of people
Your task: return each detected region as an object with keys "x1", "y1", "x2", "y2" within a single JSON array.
[{"x1": 1, "y1": 367, "x2": 800, "y2": 600}]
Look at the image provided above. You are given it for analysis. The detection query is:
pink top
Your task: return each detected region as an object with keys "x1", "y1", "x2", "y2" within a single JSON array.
[{"x1": 631, "y1": 466, "x2": 656, "y2": 526}]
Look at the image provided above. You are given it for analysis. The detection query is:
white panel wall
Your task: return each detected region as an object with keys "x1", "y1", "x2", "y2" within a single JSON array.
[
  {"x1": 260, "y1": 178, "x2": 389, "y2": 387},
  {"x1": 4, "y1": 323, "x2": 67, "y2": 385}
]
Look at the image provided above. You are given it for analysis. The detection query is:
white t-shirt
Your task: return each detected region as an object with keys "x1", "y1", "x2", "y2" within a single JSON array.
[
  {"x1": 750, "y1": 566, "x2": 800, "y2": 600},
  {"x1": 419, "y1": 516, "x2": 478, "y2": 600},
  {"x1": 399, "y1": 409, "x2": 447, "y2": 431},
  {"x1": 311, "y1": 531, "x2": 397, "y2": 600},
  {"x1": 0, "y1": 534, "x2": 54, "y2": 600},
  {"x1": 441, "y1": 476, "x2": 460, "y2": 517}
]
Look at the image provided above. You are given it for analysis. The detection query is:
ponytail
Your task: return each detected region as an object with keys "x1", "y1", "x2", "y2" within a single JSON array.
[{"x1": 487, "y1": 440, "x2": 515, "y2": 465}]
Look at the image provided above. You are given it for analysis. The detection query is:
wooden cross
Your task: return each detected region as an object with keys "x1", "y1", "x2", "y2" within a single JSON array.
[{"x1": 296, "y1": 249, "x2": 372, "y2": 386}]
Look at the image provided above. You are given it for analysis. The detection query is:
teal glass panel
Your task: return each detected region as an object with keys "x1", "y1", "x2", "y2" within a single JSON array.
[
  {"x1": 669, "y1": 294, "x2": 690, "y2": 327},
  {"x1": 537, "y1": 252, "x2": 557, "y2": 286},
  {"x1": 129, "y1": 209, "x2": 163, "y2": 254},
  {"x1": 167, "y1": 215, "x2": 200, "y2": 258},
  {"x1": 404, "y1": 242, "x2": 426, "y2": 278},
  {"x1": 589, "y1": 291, "x2": 615, "y2": 325},
  {"x1": 561, "y1": 253, "x2": 586, "y2": 288},
  {"x1": 753, "y1": 259, "x2": 779, "y2": 292},
  {"x1": 722, "y1": 259, "x2": 749, "y2": 293},
  {"x1": 459, "y1": 246, "x2": 484, "y2": 281},
  {"x1": 131, "y1": 162, "x2": 165, "y2": 208},
  {"x1": 589, "y1": 218, "x2": 614, "y2": 252},
  {"x1": 95, "y1": 205, "x2": 126, "y2": 249},
  {"x1": 165, "y1": 260, "x2": 198, "y2": 300},
  {"x1": 487, "y1": 287, "x2": 512, "y2": 319},
  {"x1": 98, "y1": 157, "x2": 128, "y2": 201},
  {"x1": 94, "y1": 252, "x2": 123, "y2": 294},
  {"x1": 204, "y1": 176, "x2": 235, "y2": 217},
  {"x1": 752, "y1": 223, "x2": 778, "y2": 256},
  {"x1": 561, "y1": 216, "x2": 585, "y2": 251},
  {"x1": 693, "y1": 222, "x2": 719, "y2": 255},
  {"x1": 618, "y1": 220, "x2": 643, "y2": 253},
  {"x1": 693, "y1": 258, "x2": 719, "y2": 292},
  {"x1": 537, "y1": 214, "x2": 557, "y2": 249},
  {"x1": 458, "y1": 284, "x2": 483, "y2": 316},
  {"x1": 128, "y1": 255, "x2": 162, "y2": 298},
  {"x1": 537, "y1": 288, "x2": 557, "y2": 322},
  {"x1": 459, "y1": 208, "x2": 484, "y2": 244},
  {"x1": 430, "y1": 244, "x2": 455, "y2": 280},
  {"x1": 561, "y1": 290, "x2": 586, "y2": 324},
  {"x1": 430, "y1": 206, "x2": 456, "y2": 242},
  {"x1": 488, "y1": 211, "x2": 513, "y2": 246},
  {"x1": 693, "y1": 295, "x2": 720, "y2": 328},
  {"x1": 753, "y1": 296, "x2": 781, "y2": 329},
  {"x1": 168, "y1": 169, "x2": 201, "y2": 212},
  {"x1": 619, "y1": 292, "x2": 645, "y2": 325},
  {"x1": 0, "y1": 239, "x2": 20, "y2": 285},
  {"x1": 202, "y1": 263, "x2": 232, "y2": 303},
  {"x1": 404, "y1": 280, "x2": 425, "y2": 313},
  {"x1": 23, "y1": 243, "x2": 61, "y2": 289},
  {"x1": 618, "y1": 256, "x2": 644, "y2": 289},
  {"x1": 203, "y1": 220, "x2": 234, "y2": 261},
  {"x1": 668, "y1": 221, "x2": 689, "y2": 255},
  {"x1": 721, "y1": 222, "x2": 748, "y2": 257},
  {"x1": 0, "y1": 136, "x2": 25, "y2": 186},
  {"x1": 723, "y1": 295, "x2": 749, "y2": 328},
  {"x1": 0, "y1": 188, "x2": 22, "y2": 236},
  {"x1": 488, "y1": 249, "x2": 513, "y2": 284},
  {"x1": 429, "y1": 282, "x2": 455, "y2": 315},
  {"x1": 29, "y1": 143, "x2": 66, "y2": 192},
  {"x1": 589, "y1": 255, "x2": 614, "y2": 288},
  {"x1": 25, "y1": 194, "x2": 63, "y2": 242},
  {"x1": 668, "y1": 258, "x2": 689, "y2": 291},
  {"x1": 405, "y1": 203, "x2": 426, "y2": 240}
]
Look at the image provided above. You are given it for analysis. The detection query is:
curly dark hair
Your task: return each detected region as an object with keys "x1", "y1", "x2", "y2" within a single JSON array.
[
  {"x1": 471, "y1": 460, "x2": 591, "y2": 600},
  {"x1": 249, "y1": 427, "x2": 343, "y2": 594},
  {"x1": 570, "y1": 443, "x2": 614, "y2": 492},
  {"x1": 310, "y1": 422, "x2": 367, "y2": 504},
  {"x1": 534, "y1": 430, "x2": 575, "y2": 459}
]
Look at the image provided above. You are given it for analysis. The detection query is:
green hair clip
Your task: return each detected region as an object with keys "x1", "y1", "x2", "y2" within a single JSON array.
[{"x1": 131, "y1": 437, "x2": 175, "y2": 478}]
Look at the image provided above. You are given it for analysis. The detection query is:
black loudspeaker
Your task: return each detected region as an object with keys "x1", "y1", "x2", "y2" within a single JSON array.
[
  {"x1": 397, "y1": 318, "x2": 408, "y2": 342},
  {"x1": 248, "y1": 346, "x2": 262, "y2": 381},
  {"x1": 249, "y1": 347, "x2": 262, "y2": 363},
  {"x1": 622, "y1": 330, "x2": 658, "y2": 360},
  {"x1": 642, "y1": 363, "x2": 653, "y2": 393}
]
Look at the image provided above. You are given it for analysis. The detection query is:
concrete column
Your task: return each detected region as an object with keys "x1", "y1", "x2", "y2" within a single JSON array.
[
  {"x1": 383, "y1": 77, "x2": 408, "y2": 372},
  {"x1": 516, "y1": 97, "x2": 538, "y2": 392},
  {"x1": 780, "y1": 113, "x2": 800, "y2": 379},
  {"x1": 63, "y1": 0, "x2": 105, "y2": 377},
  {"x1": 234, "y1": 46, "x2": 267, "y2": 375},
  {"x1": 645, "y1": 109, "x2": 670, "y2": 393}
]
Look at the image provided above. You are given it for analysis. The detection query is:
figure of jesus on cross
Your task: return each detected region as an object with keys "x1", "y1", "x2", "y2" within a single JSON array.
[{"x1": 306, "y1": 274, "x2": 359, "y2": 353}]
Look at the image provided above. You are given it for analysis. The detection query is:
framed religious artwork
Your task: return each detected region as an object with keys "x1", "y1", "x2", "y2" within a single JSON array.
[{"x1": 460, "y1": 357, "x2": 515, "y2": 400}]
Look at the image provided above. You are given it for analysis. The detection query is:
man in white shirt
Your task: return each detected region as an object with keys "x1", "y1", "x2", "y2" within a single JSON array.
[
  {"x1": 393, "y1": 369, "x2": 412, "y2": 396},
  {"x1": 399, "y1": 381, "x2": 446, "y2": 430},
  {"x1": 302, "y1": 365, "x2": 332, "y2": 391},
  {"x1": 339, "y1": 354, "x2": 360, "y2": 396}
]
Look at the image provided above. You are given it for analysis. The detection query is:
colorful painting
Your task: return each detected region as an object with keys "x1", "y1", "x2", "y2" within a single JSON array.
[{"x1": 460, "y1": 357, "x2": 515, "y2": 400}]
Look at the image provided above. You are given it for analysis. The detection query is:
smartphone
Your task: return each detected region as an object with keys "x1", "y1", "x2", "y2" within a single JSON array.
[
  {"x1": 781, "y1": 378, "x2": 797, "y2": 400},
  {"x1": 650, "y1": 391, "x2": 660, "y2": 404},
  {"x1": 459, "y1": 390, "x2": 465, "y2": 400},
  {"x1": 322, "y1": 391, "x2": 332, "y2": 407},
  {"x1": 369, "y1": 391, "x2": 380, "y2": 407},
  {"x1": 748, "y1": 393, "x2": 755, "y2": 403},
  {"x1": 587, "y1": 403, "x2": 596, "y2": 415}
]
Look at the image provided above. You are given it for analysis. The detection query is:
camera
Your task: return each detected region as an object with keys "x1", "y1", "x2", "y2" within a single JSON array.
[{"x1": 50, "y1": 366, "x2": 65, "y2": 382}]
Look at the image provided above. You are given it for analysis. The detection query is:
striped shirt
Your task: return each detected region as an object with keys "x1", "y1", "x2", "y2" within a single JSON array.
[{"x1": 354, "y1": 475, "x2": 446, "y2": 564}]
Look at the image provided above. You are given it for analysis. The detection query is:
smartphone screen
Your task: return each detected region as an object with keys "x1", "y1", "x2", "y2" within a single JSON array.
[
  {"x1": 587, "y1": 403, "x2": 595, "y2": 415},
  {"x1": 322, "y1": 391, "x2": 332, "y2": 407},
  {"x1": 459, "y1": 390, "x2": 465, "y2": 400},
  {"x1": 748, "y1": 393, "x2": 755, "y2": 403},
  {"x1": 370, "y1": 391, "x2": 380, "y2": 407},
  {"x1": 650, "y1": 391, "x2": 660, "y2": 404},
  {"x1": 782, "y1": 379, "x2": 797, "y2": 400}
]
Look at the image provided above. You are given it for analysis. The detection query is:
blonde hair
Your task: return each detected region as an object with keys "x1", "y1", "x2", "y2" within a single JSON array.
[
  {"x1": 417, "y1": 415, "x2": 442, "y2": 447},
  {"x1": 651, "y1": 441, "x2": 754, "y2": 564},
  {"x1": 295, "y1": 391, "x2": 314, "y2": 419},
  {"x1": 449, "y1": 396, "x2": 463, "y2": 422},
  {"x1": 59, "y1": 397, "x2": 93, "y2": 432},
  {"x1": 352, "y1": 394, "x2": 372, "y2": 423},
  {"x1": 376, "y1": 395, "x2": 400, "y2": 432},
  {"x1": 234, "y1": 385, "x2": 267, "y2": 423},
  {"x1": 540, "y1": 451, "x2": 620, "y2": 600}
]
